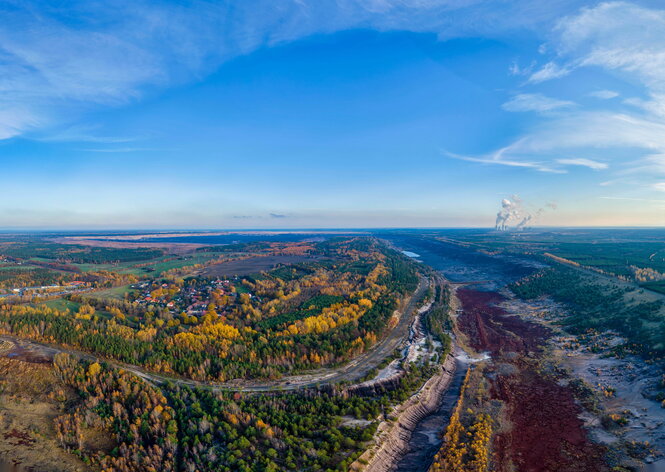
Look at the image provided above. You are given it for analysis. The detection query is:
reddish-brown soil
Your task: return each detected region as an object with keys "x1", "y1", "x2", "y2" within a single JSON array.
[
  {"x1": 456, "y1": 288, "x2": 608, "y2": 472},
  {"x1": 457, "y1": 288, "x2": 550, "y2": 356},
  {"x1": 491, "y1": 367, "x2": 607, "y2": 472},
  {"x1": 5, "y1": 344, "x2": 52, "y2": 364},
  {"x1": 4, "y1": 429, "x2": 36, "y2": 447}
]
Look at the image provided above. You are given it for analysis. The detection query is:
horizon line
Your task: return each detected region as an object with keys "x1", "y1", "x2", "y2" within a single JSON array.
[{"x1": 1, "y1": 225, "x2": 664, "y2": 233}]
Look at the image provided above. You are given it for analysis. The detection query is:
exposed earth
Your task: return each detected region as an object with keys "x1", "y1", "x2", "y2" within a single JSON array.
[{"x1": 455, "y1": 287, "x2": 608, "y2": 472}]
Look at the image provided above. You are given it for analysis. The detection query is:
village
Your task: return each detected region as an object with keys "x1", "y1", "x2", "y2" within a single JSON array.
[{"x1": 128, "y1": 276, "x2": 257, "y2": 318}]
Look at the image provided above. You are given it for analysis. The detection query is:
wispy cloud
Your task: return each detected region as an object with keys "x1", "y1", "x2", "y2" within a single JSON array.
[
  {"x1": 0, "y1": 0, "x2": 590, "y2": 141},
  {"x1": 474, "y1": 2, "x2": 665, "y2": 194},
  {"x1": 601, "y1": 196, "x2": 665, "y2": 203},
  {"x1": 232, "y1": 213, "x2": 289, "y2": 219},
  {"x1": 444, "y1": 143, "x2": 566, "y2": 174},
  {"x1": 556, "y1": 158, "x2": 607, "y2": 170},
  {"x1": 36, "y1": 124, "x2": 141, "y2": 144},
  {"x1": 502, "y1": 93, "x2": 575, "y2": 113},
  {"x1": 589, "y1": 90, "x2": 619, "y2": 99},
  {"x1": 528, "y1": 2, "x2": 665, "y2": 98},
  {"x1": 528, "y1": 61, "x2": 572, "y2": 83},
  {"x1": 81, "y1": 147, "x2": 157, "y2": 153}
]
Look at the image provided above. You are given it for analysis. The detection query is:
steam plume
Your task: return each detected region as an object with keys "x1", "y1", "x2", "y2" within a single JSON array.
[{"x1": 494, "y1": 195, "x2": 555, "y2": 231}]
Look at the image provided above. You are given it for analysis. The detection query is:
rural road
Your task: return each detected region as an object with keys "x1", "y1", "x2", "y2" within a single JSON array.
[{"x1": 1, "y1": 276, "x2": 431, "y2": 392}]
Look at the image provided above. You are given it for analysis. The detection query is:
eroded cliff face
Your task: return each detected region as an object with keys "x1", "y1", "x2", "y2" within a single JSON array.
[{"x1": 350, "y1": 354, "x2": 457, "y2": 472}]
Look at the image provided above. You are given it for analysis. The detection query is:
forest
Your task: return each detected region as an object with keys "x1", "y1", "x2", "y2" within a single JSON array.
[
  {"x1": 0, "y1": 238, "x2": 164, "y2": 264},
  {"x1": 0, "y1": 235, "x2": 441, "y2": 472},
  {"x1": 429, "y1": 366, "x2": 493, "y2": 472},
  {"x1": 0, "y1": 238, "x2": 419, "y2": 381},
  {"x1": 46, "y1": 351, "x2": 440, "y2": 472},
  {"x1": 0, "y1": 266, "x2": 77, "y2": 288},
  {"x1": 510, "y1": 266, "x2": 665, "y2": 359},
  {"x1": 435, "y1": 229, "x2": 665, "y2": 286}
]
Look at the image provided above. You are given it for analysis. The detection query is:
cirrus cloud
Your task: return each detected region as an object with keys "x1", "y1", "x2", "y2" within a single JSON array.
[
  {"x1": 475, "y1": 1, "x2": 665, "y2": 195},
  {"x1": 589, "y1": 89, "x2": 619, "y2": 99},
  {"x1": 556, "y1": 158, "x2": 608, "y2": 170},
  {"x1": 0, "y1": 0, "x2": 594, "y2": 141},
  {"x1": 502, "y1": 93, "x2": 575, "y2": 113}
]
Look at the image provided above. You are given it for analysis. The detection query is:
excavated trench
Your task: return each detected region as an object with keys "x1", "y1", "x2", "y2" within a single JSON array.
[
  {"x1": 369, "y1": 235, "x2": 605, "y2": 472},
  {"x1": 353, "y1": 354, "x2": 459, "y2": 472},
  {"x1": 393, "y1": 356, "x2": 468, "y2": 471}
]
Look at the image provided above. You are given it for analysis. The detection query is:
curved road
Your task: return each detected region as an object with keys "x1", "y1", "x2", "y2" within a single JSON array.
[{"x1": 1, "y1": 276, "x2": 430, "y2": 392}]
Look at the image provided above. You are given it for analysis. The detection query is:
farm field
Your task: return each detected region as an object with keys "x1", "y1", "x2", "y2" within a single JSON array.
[
  {"x1": 68, "y1": 253, "x2": 221, "y2": 275},
  {"x1": 81, "y1": 284, "x2": 135, "y2": 301},
  {"x1": 198, "y1": 254, "x2": 320, "y2": 277}
]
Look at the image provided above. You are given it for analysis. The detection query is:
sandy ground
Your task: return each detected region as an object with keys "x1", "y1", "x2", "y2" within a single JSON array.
[
  {"x1": 501, "y1": 294, "x2": 665, "y2": 470},
  {"x1": 0, "y1": 401, "x2": 90, "y2": 472},
  {"x1": 558, "y1": 342, "x2": 665, "y2": 470},
  {"x1": 0, "y1": 352, "x2": 91, "y2": 472}
]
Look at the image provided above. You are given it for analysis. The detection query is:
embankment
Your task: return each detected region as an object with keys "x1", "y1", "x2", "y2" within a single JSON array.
[{"x1": 350, "y1": 354, "x2": 457, "y2": 472}]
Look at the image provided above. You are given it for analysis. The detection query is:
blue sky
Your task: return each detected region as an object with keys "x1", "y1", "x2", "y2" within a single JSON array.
[{"x1": 1, "y1": 0, "x2": 665, "y2": 228}]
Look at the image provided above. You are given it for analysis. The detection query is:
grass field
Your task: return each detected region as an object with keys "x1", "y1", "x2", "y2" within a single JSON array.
[
  {"x1": 147, "y1": 253, "x2": 220, "y2": 275},
  {"x1": 71, "y1": 261, "x2": 149, "y2": 275},
  {"x1": 42, "y1": 297, "x2": 115, "y2": 320},
  {"x1": 70, "y1": 253, "x2": 220, "y2": 276},
  {"x1": 42, "y1": 298, "x2": 81, "y2": 312},
  {"x1": 0, "y1": 265, "x2": 34, "y2": 271},
  {"x1": 82, "y1": 284, "x2": 135, "y2": 301}
]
